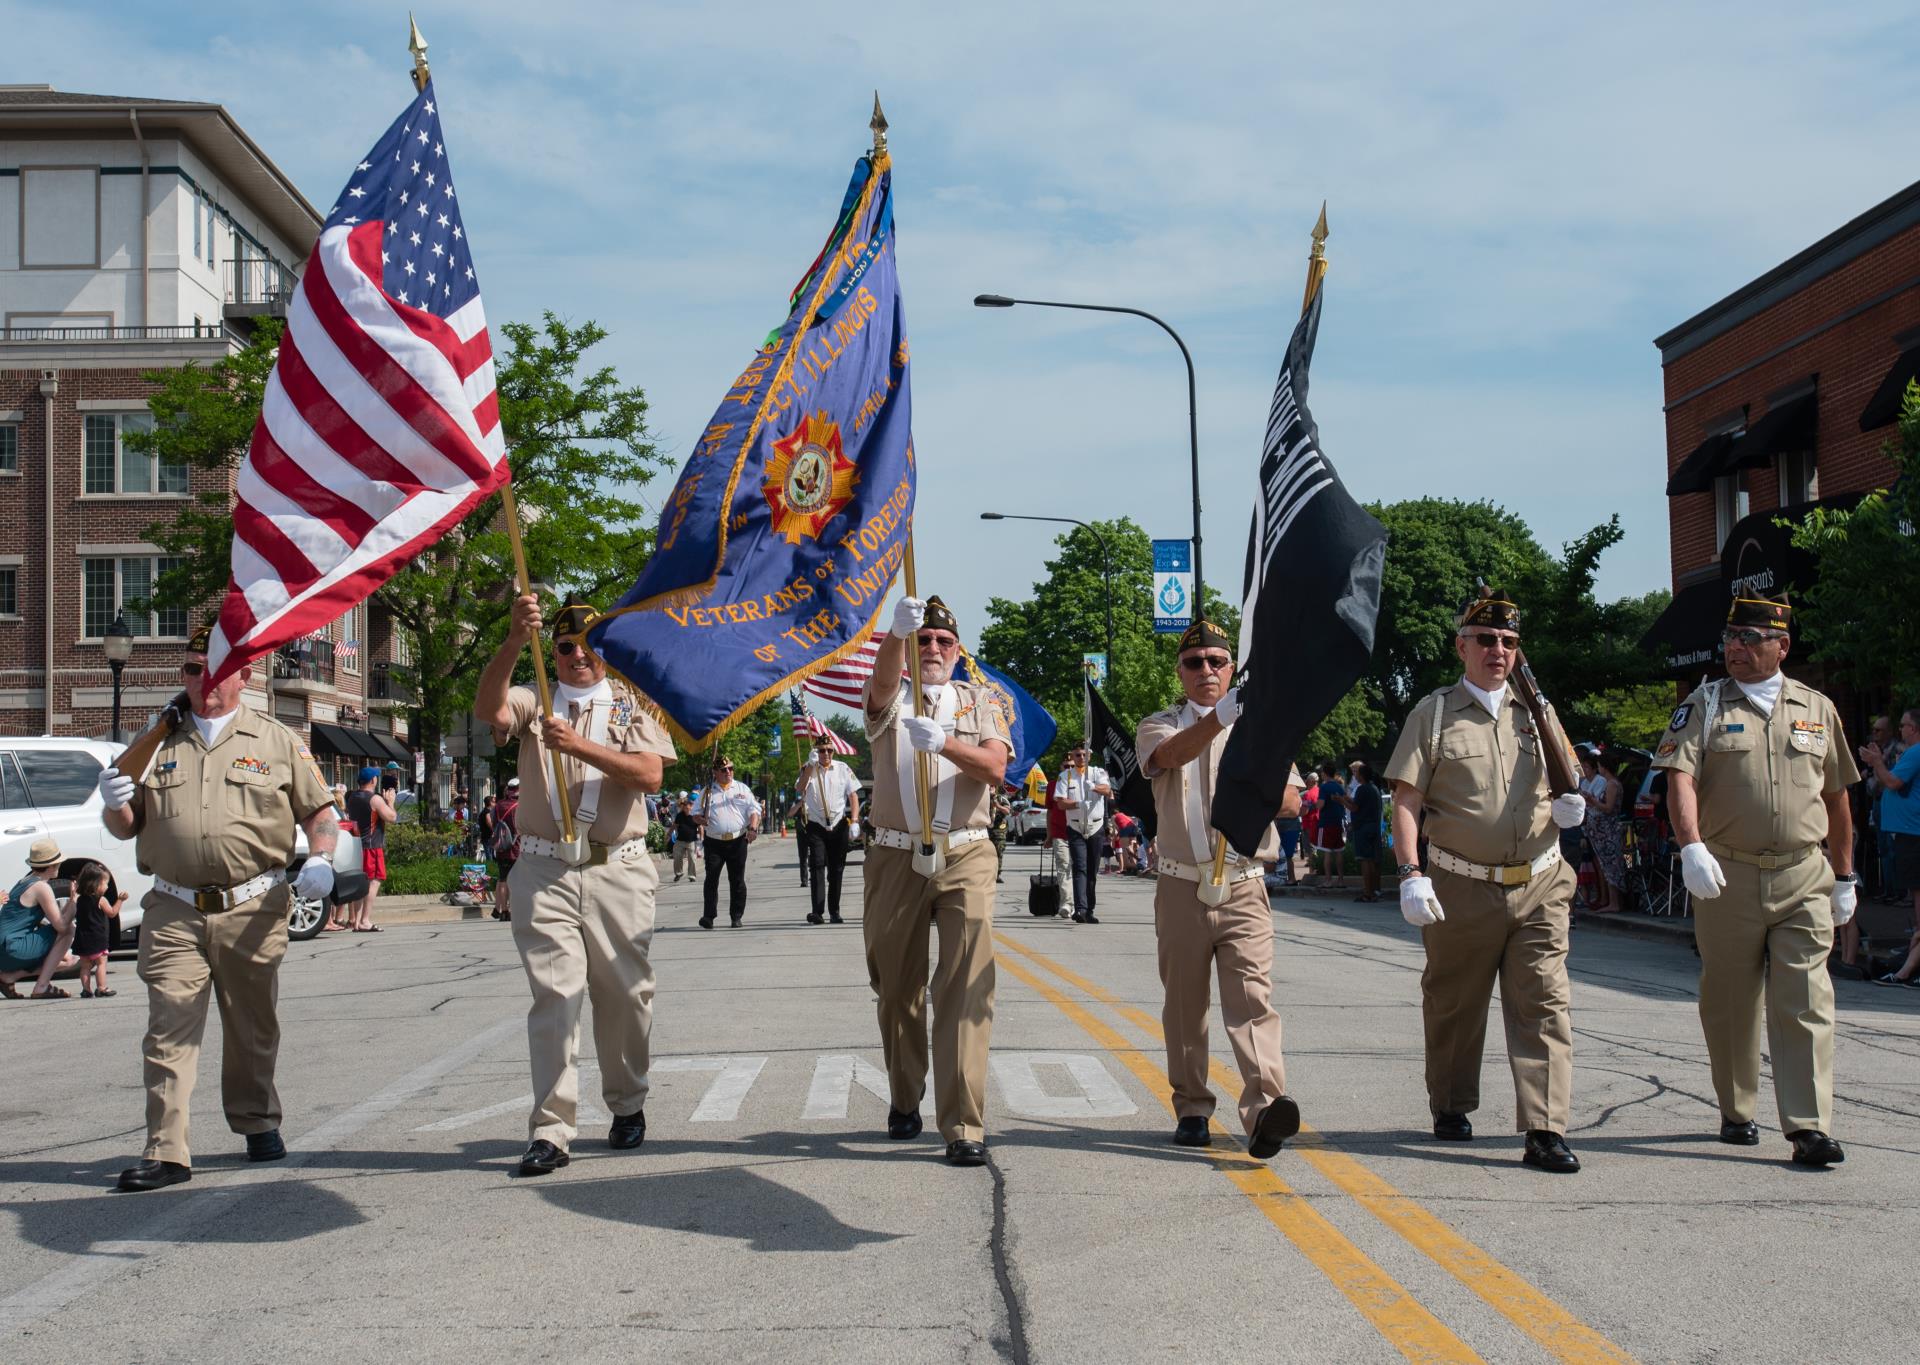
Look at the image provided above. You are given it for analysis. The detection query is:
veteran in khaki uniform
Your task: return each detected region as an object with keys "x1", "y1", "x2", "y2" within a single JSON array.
[
  {"x1": 1653, "y1": 596, "x2": 1858, "y2": 1167},
  {"x1": 1384, "y1": 589, "x2": 1589, "y2": 1174},
  {"x1": 476, "y1": 594, "x2": 678, "y2": 1178},
  {"x1": 97, "y1": 625, "x2": 340, "y2": 1193},
  {"x1": 862, "y1": 594, "x2": 1012, "y2": 1168},
  {"x1": 1136, "y1": 620, "x2": 1307, "y2": 1157}
]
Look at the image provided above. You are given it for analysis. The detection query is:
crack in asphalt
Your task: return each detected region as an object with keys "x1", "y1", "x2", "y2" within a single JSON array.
[{"x1": 985, "y1": 1150, "x2": 1030, "y2": 1365}]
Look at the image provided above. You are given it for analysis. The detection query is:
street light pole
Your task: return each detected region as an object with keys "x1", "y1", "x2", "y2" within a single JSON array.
[
  {"x1": 979, "y1": 512, "x2": 1113, "y2": 665},
  {"x1": 974, "y1": 293, "x2": 1203, "y2": 605},
  {"x1": 103, "y1": 612, "x2": 134, "y2": 744}
]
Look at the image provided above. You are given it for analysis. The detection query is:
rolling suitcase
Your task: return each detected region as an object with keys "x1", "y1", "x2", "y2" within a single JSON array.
[{"x1": 1028, "y1": 843, "x2": 1063, "y2": 917}]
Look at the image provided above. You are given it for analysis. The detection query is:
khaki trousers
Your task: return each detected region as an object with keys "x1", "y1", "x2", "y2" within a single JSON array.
[
  {"x1": 862, "y1": 839, "x2": 997, "y2": 1143},
  {"x1": 1421, "y1": 858, "x2": 1575, "y2": 1133},
  {"x1": 1694, "y1": 854, "x2": 1835, "y2": 1135},
  {"x1": 1154, "y1": 874, "x2": 1287, "y2": 1137},
  {"x1": 136, "y1": 886, "x2": 291, "y2": 1165},
  {"x1": 509, "y1": 847, "x2": 659, "y2": 1148}
]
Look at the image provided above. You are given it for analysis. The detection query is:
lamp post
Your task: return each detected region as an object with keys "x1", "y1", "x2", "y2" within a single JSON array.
[
  {"x1": 974, "y1": 293, "x2": 1204, "y2": 603},
  {"x1": 979, "y1": 512, "x2": 1113, "y2": 665},
  {"x1": 103, "y1": 612, "x2": 134, "y2": 743}
]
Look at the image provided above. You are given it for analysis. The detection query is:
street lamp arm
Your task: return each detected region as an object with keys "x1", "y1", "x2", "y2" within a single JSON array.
[{"x1": 976, "y1": 511, "x2": 1115, "y2": 666}]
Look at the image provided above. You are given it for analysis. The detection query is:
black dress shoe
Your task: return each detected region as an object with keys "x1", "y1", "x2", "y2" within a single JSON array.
[
  {"x1": 1248, "y1": 1095, "x2": 1301, "y2": 1159},
  {"x1": 829, "y1": 914, "x2": 844, "y2": 924},
  {"x1": 1432, "y1": 1112, "x2": 1473, "y2": 1141},
  {"x1": 698, "y1": 916, "x2": 715, "y2": 929},
  {"x1": 945, "y1": 1139, "x2": 987, "y2": 1167},
  {"x1": 1719, "y1": 1119, "x2": 1761, "y2": 1146},
  {"x1": 245, "y1": 1129, "x2": 286, "y2": 1163},
  {"x1": 116, "y1": 1159, "x2": 191, "y2": 1192},
  {"x1": 730, "y1": 916, "x2": 743, "y2": 927},
  {"x1": 1080, "y1": 914, "x2": 1100, "y2": 924},
  {"x1": 1788, "y1": 1130, "x2": 1845, "y2": 1167},
  {"x1": 1522, "y1": 1129, "x2": 1580, "y2": 1173},
  {"x1": 887, "y1": 1107, "x2": 923, "y2": 1140},
  {"x1": 517, "y1": 1139, "x2": 570, "y2": 1176},
  {"x1": 608, "y1": 1110, "x2": 647, "y2": 1150},
  {"x1": 806, "y1": 912, "x2": 825, "y2": 925},
  {"x1": 1172, "y1": 1116, "x2": 1212, "y2": 1147}
]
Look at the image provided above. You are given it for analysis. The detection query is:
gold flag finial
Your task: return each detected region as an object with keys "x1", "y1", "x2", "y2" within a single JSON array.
[
  {"x1": 1302, "y1": 201, "x2": 1330, "y2": 315},
  {"x1": 408, "y1": 13, "x2": 431, "y2": 91},
  {"x1": 870, "y1": 91, "x2": 889, "y2": 161},
  {"x1": 1311, "y1": 200, "x2": 1328, "y2": 254}
]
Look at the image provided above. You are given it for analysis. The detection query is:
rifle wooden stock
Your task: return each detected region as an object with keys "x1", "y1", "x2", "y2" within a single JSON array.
[
  {"x1": 1511, "y1": 653, "x2": 1580, "y2": 798},
  {"x1": 113, "y1": 691, "x2": 191, "y2": 783}
]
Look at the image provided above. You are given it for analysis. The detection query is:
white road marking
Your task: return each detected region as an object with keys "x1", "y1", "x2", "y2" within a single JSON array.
[
  {"x1": 0, "y1": 1016, "x2": 522, "y2": 1335},
  {"x1": 654, "y1": 1056, "x2": 767, "y2": 1122},
  {"x1": 804, "y1": 1055, "x2": 937, "y2": 1120},
  {"x1": 990, "y1": 1052, "x2": 1139, "y2": 1119}
]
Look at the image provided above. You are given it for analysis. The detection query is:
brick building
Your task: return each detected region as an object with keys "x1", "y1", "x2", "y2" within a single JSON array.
[
  {"x1": 0, "y1": 85, "x2": 415, "y2": 784},
  {"x1": 1645, "y1": 178, "x2": 1920, "y2": 687}
]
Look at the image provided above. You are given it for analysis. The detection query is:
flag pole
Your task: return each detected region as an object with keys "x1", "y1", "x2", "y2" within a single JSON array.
[
  {"x1": 1204, "y1": 203, "x2": 1329, "y2": 903},
  {"x1": 500, "y1": 478, "x2": 578, "y2": 848}
]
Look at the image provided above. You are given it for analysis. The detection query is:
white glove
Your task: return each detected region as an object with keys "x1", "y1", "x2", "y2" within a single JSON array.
[
  {"x1": 1399, "y1": 875, "x2": 1444, "y2": 926},
  {"x1": 1550, "y1": 792, "x2": 1586, "y2": 830},
  {"x1": 1832, "y1": 878, "x2": 1858, "y2": 925},
  {"x1": 293, "y1": 856, "x2": 335, "y2": 901},
  {"x1": 903, "y1": 715, "x2": 947, "y2": 754},
  {"x1": 1213, "y1": 687, "x2": 1242, "y2": 727},
  {"x1": 1679, "y1": 842, "x2": 1725, "y2": 900},
  {"x1": 97, "y1": 766, "x2": 136, "y2": 810},
  {"x1": 889, "y1": 596, "x2": 926, "y2": 639},
  {"x1": 848, "y1": 821, "x2": 861, "y2": 840}
]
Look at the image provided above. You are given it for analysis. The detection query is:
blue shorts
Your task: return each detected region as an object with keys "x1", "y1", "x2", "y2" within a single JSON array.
[{"x1": 0, "y1": 924, "x2": 55, "y2": 974}]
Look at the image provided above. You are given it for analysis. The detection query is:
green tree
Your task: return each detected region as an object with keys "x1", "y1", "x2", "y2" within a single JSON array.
[{"x1": 1788, "y1": 384, "x2": 1920, "y2": 702}]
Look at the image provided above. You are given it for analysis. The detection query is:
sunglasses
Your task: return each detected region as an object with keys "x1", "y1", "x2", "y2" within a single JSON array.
[
  {"x1": 917, "y1": 633, "x2": 959, "y2": 650},
  {"x1": 1179, "y1": 653, "x2": 1232, "y2": 673},
  {"x1": 1723, "y1": 629, "x2": 1782, "y2": 647},
  {"x1": 716, "y1": 764, "x2": 734, "y2": 772},
  {"x1": 182, "y1": 661, "x2": 205, "y2": 676},
  {"x1": 555, "y1": 639, "x2": 589, "y2": 657},
  {"x1": 1465, "y1": 633, "x2": 1520, "y2": 651}
]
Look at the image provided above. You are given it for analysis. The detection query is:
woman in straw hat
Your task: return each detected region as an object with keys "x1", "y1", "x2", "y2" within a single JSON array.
[{"x1": 0, "y1": 839, "x2": 78, "y2": 999}]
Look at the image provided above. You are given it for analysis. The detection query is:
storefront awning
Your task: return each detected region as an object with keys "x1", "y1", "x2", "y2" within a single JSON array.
[
  {"x1": 309, "y1": 723, "x2": 386, "y2": 762},
  {"x1": 1639, "y1": 580, "x2": 1725, "y2": 676},
  {"x1": 1724, "y1": 391, "x2": 1816, "y2": 473},
  {"x1": 1665, "y1": 431, "x2": 1739, "y2": 496},
  {"x1": 364, "y1": 732, "x2": 412, "y2": 768},
  {"x1": 1859, "y1": 346, "x2": 1920, "y2": 431}
]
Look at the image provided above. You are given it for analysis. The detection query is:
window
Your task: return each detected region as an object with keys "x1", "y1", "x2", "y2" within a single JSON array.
[
  {"x1": 16, "y1": 749, "x2": 104, "y2": 808},
  {"x1": 0, "y1": 567, "x2": 16, "y2": 616},
  {"x1": 0, "y1": 754, "x2": 29, "y2": 811},
  {"x1": 1713, "y1": 470, "x2": 1750, "y2": 549},
  {"x1": 82, "y1": 556, "x2": 187, "y2": 638},
  {"x1": 207, "y1": 197, "x2": 217, "y2": 268},
  {"x1": 0, "y1": 424, "x2": 16, "y2": 473},
  {"x1": 342, "y1": 603, "x2": 363, "y2": 674},
  {"x1": 1777, "y1": 449, "x2": 1818, "y2": 506},
  {"x1": 193, "y1": 189, "x2": 202, "y2": 261},
  {"x1": 82, "y1": 413, "x2": 185, "y2": 495}
]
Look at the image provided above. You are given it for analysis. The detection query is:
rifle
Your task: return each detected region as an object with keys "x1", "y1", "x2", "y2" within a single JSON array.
[
  {"x1": 1510, "y1": 651, "x2": 1581, "y2": 798},
  {"x1": 113, "y1": 690, "x2": 191, "y2": 783}
]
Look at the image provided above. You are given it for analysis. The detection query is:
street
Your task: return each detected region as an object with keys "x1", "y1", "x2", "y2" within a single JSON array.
[{"x1": 3, "y1": 841, "x2": 1916, "y2": 1364}]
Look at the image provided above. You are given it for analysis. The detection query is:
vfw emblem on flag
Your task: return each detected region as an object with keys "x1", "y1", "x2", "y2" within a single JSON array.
[{"x1": 764, "y1": 410, "x2": 858, "y2": 545}]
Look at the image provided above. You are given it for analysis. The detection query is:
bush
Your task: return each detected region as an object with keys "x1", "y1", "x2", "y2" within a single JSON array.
[
  {"x1": 382, "y1": 820, "x2": 463, "y2": 863},
  {"x1": 646, "y1": 824, "x2": 668, "y2": 855},
  {"x1": 381, "y1": 857, "x2": 463, "y2": 896}
]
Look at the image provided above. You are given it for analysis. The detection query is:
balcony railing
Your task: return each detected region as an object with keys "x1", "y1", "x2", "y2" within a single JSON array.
[
  {"x1": 227, "y1": 259, "x2": 297, "y2": 309},
  {"x1": 274, "y1": 640, "x2": 335, "y2": 686},
  {"x1": 370, "y1": 664, "x2": 414, "y2": 703},
  {"x1": 0, "y1": 323, "x2": 239, "y2": 344}
]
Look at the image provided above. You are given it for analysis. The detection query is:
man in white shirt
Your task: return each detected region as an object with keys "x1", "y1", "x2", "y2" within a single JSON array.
[
  {"x1": 794, "y1": 737, "x2": 861, "y2": 925},
  {"x1": 1052, "y1": 744, "x2": 1113, "y2": 924},
  {"x1": 698, "y1": 758, "x2": 762, "y2": 928}
]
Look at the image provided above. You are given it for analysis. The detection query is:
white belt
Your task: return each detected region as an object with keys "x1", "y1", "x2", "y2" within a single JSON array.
[
  {"x1": 517, "y1": 833, "x2": 648, "y2": 867},
  {"x1": 1429, "y1": 843, "x2": 1561, "y2": 887},
  {"x1": 155, "y1": 869, "x2": 286, "y2": 913},
  {"x1": 1157, "y1": 857, "x2": 1266, "y2": 886},
  {"x1": 870, "y1": 826, "x2": 989, "y2": 852}
]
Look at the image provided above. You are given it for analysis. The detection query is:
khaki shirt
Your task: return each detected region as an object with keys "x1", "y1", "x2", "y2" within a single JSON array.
[
  {"x1": 863, "y1": 676, "x2": 1012, "y2": 833},
  {"x1": 1384, "y1": 685, "x2": 1555, "y2": 866},
  {"x1": 504, "y1": 682, "x2": 676, "y2": 843},
  {"x1": 1651, "y1": 675, "x2": 1857, "y2": 855},
  {"x1": 134, "y1": 704, "x2": 334, "y2": 887},
  {"x1": 1135, "y1": 702, "x2": 1296, "y2": 864}
]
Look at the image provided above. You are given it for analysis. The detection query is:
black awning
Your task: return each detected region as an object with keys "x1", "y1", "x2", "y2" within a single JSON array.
[
  {"x1": 1726, "y1": 391, "x2": 1816, "y2": 472},
  {"x1": 1666, "y1": 430, "x2": 1739, "y2": 496},
  {"x1": 366, "y1": 732, "x2": 412, "y2": 767},
  {"x1": 1640, "y1": 579, "x2": 1725, "y2": 676},
  {"x1": 1860, "y1": 347, "x2": 1920, "y2": 431},
  {"x1": 310, "y1": 723, "x2": 385, "y2": 762}
]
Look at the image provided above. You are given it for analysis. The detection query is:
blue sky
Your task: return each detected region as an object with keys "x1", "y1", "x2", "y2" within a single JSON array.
[{"x1": 16, "y1": 0, "x2": 1920, "y2": 651}]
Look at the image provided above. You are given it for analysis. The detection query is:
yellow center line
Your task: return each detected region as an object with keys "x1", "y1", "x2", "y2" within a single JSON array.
[
  {"x1": 996, "y1": 930, "x2": 1639, "y2": 1365},
  {"x1": 994, "y1": 948, "x2": 1484, "y2": 1365}
]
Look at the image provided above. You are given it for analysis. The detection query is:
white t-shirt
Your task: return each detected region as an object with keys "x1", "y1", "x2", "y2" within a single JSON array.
[
  {"x1": 190, "y1": 709, "x2": 239, "y2": 746},
  {"x1": 702, "y1": 781, "x2": 762, "y2": 837},
  {"x1": 799, "y1": 760, "x2": 860, "y2": 825}
]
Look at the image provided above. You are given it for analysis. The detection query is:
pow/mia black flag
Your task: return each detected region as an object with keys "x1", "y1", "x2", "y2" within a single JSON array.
[
  {"x1": 1214, "y1": 286, "x2": 1387, "y2": 856},
  {"x1": 1085, "y1": 676, "x2": 1156, "y2": 840}
]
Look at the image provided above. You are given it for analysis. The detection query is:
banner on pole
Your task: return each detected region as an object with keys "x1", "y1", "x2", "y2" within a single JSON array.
[
  {"x1": 1152, "y1": 539, "x2": 1193, "y2": 633},
  {"x1": 1080, "y1": 652, "x2": 1108, "y2": 688}
]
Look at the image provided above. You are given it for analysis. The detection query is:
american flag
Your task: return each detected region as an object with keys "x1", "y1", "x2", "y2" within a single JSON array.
[
  {"x1": 206, "y1": 80, "x2": 505, "y2": 685},
  {"x1": 789, "y1": 691, "x2": 855, "y2": 756},
  {"x1": 802, "y1": 634, "x2": 881, "y2": 710}
]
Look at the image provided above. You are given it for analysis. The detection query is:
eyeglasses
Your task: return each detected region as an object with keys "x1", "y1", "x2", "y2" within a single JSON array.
[
  {"x1": 1179, "y1": 653, "x2": 1232, "y2": 673},
  {"x1": 182, "y1": 661, "x2": 205, "y2": 677},
  {"x1": 716, "y1": 764, "x2": 733, "y2": 772},
  {"x1": 1723, "y1": 629, "x2": 1784, "y2": 647},
  {"x1": 1464, "y1": 633, "x2": 1520, "y2": 651},
  {"x1": 917, "y1": 633, "x2": 959, "y2": 650},
  {"x1": 555, "y1": 639, "x2": 587, "y2": 657}
]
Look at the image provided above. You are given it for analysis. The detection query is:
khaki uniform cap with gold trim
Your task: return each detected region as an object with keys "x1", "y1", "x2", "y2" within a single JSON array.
[
  {"x1": 1457, "y1": 586, "x2": 1519, "y2": 633},
  {"x1": 1727, "y1": 595, "x2": 1791, "y2": 632},
  {"x1": 1177, "y1": 620, "x2": 1231, "y2": 654}
]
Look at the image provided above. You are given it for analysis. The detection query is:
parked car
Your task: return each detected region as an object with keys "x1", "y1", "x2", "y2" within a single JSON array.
[{"x1": 1009, "y1": 799, "x2": 1049, "y2": 845}]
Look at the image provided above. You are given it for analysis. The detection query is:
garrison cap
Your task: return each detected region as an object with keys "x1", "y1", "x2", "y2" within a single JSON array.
[
  {"x1": 1177, "y1": 620, "x2": 1231, "y2": 654},
  {"x1": 923, "y1": 596, "x2": 959, "y2": 635},
  {"x1": 1457, "y1": 586, "x2": 1520, "y2": 633},
  {"x1": 186, "y1": 621, "x2": 214, "y2": 656},
  {"x1": 549, "y1": 595, "x2": 596, "y2": 640},
  {"x1": 1727, "y1": 595, "x2": 1791, "y2": 632}
]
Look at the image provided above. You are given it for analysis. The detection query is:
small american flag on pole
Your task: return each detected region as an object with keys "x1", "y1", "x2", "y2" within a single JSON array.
[
  {"x1": 206, "y1": 79, "x2": 505, "y2": 685},
  {"x1": 789, "y1": 691, "x2": 855, "y2": 755},
  {"x1": 802, "y1": 635, "x2": 881, "y2": 710}
]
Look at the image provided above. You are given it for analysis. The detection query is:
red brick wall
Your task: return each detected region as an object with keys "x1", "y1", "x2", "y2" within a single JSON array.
[{"x1": 1661, "y1": 221, "x2": 1920, "y2": 581}]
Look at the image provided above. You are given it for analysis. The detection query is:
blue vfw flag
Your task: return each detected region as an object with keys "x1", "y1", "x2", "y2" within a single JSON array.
[
  {"x1": 957, "y1": 650, "x2": 1056, "y2": 789},
  {"x1": 589, "y1": 129, "x2": 915, "y2": 747}
]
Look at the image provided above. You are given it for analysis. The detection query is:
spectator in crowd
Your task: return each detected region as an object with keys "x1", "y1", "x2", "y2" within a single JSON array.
[
  {"x1": 1864, "y1": 715, "x2": 1905, "y2": 904},
  {"x1": 474, "y1": 794, "x2": 498, "y2": 865},
  {"x1": 1044, "y1": 784, "x2": 1077, "y2": 921},
  {"x1": 698, "y1": 757, "x2": 762, "y2": 928},
  {"x1": 1312, "y1": 763, "x2": 1349, "y2": 888},
  {"x1": 490, "y1": 778, "x2": 521, "y2": 921},
  {"x1": 1274, "y1": 806, "x2": 1303, "y2": 885},
  {"x1": 0, "y1": 840, "x2": 77, "y2": 1000},
  {"x1": 343, "y1": 767, "x2": 397, "y2": 933},
  {"x1": 671, "y1": 795, "x2": 701, "y2": 883},
  {"x1": 1112, "y1": 810, "x2": 1142, "y2": 874},
  {"x1": 989, "y1": 789, "x2": 1011, "y2": 884},
  {"x1": 1348, "y1": 761, "x2": 1384, "y2": 902},
  {"x1": 69, "y1": 861, "x2": 125, "y2": 998},
  {"x1": 1863, "y1": 709, "x2": 1920, "y2": 985},
  {"x1": 1578, "y1": 747, "x2": 1626, "y2": 912}
]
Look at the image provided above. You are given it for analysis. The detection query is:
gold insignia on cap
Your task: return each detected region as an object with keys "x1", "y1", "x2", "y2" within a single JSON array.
[
  {"x1": 1457, "y1": 586, "x2": 1520, "y2": 633},
  {"x1": 1177, "y1": 620, "x2": 1231, "y2": 654},
  {"x1": 550, "y1": 595, "x2": 597, "y2": 640},
  {"x1": 1727, "y1": 595, "x2": 1791, "y2": 632},
  {"x1": 186, "y1": 621, "x2": 214, "y2": 655},
  {"x1": 923, "y1": 596, "x2": 958, "y2": 634}
]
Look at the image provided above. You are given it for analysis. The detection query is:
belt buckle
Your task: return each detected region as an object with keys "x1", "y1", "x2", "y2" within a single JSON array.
[
  {"x1": 194, "y1": 887, "x2": 224, "y2": 914},
  {"x1": 1500, "y1": 864, "x2": 1530, "y2": 887}
]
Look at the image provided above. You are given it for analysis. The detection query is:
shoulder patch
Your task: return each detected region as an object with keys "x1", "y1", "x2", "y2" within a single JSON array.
[{"x1": 1667, "y1": 704, "x2": 1692, "y2": 732}]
